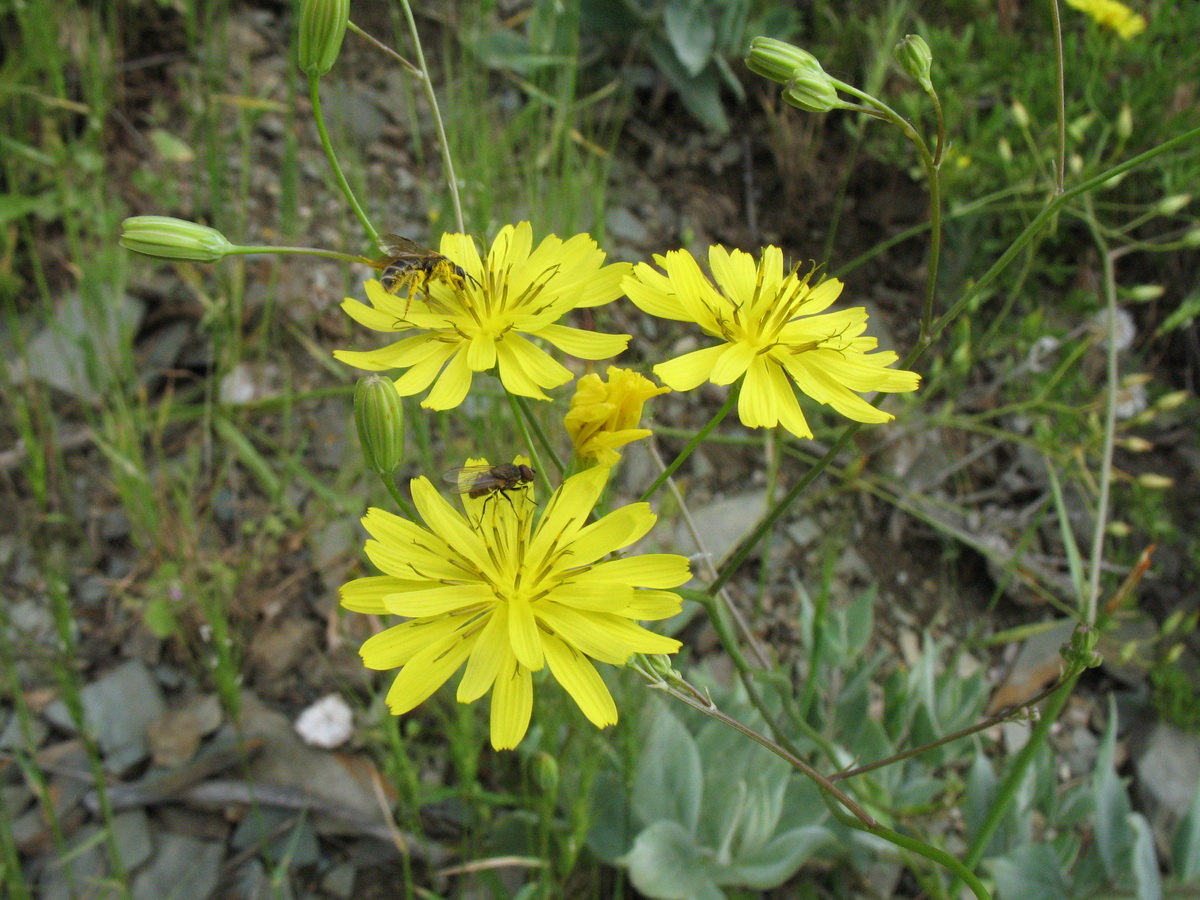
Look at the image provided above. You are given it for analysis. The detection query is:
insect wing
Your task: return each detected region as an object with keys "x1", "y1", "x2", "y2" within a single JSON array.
[
  {"x1": 442, "y1": 465, "x2": 504, "y2": 495},
  {"x1": 377, "y1": 233, "x2": 437, "y2": 260}
]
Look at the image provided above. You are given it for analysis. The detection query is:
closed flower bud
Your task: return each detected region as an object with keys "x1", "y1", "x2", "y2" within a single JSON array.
[
  {"x1": 1154, "y1": 389, "x2": 1188, "y2": 412},
  {"x1": 355, "y1": 375, "x2": 406, "y2": 475},
  {"x1": 745, "y1": 37, "x2": 821, "y2": 85},
  {"x1": 1182, "y1": 228, "x2": 1200, "y2": 249},
  {"x1": 893, "y1": 34, "x2": 933, "y2": 89},
  {"x1": 783, "y1": 71, "x2": 843, "y2": 113},
  {"x1": 1126, "y1": 284, "x2": 1164, "y2": 302},
  {"x1": 1136, "y1": 473, "x2": 1174, "y2": 489},
  {"x1": 298, "y1": 0, "x2": 349, "y2": 78},
  {"x1": 1156, "y1": 194, "x2": 1191, "y2": 216},
  {"x1": 120, "y1": 216, "x2": 234, "y2": 262},
  {"x1": 1010, "y1": 100, "x2": 1030, "y2": 129},
  {"x1": 532, "y1": 752, "x2": 559, "y2": 797},
  {"x1": 1117, "y1": 104, "x2": 1133, "y2": 139}
]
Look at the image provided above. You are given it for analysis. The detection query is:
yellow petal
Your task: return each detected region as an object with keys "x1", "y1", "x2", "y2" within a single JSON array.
[
  {"x1": 465, "y1": 332, "x2": 497, "y2": 371},
  {"x1": 708, "y1": 340, "x2": 757, "y2": 386},
  {"x1": 537, "y1": 324, "x2": 630, "y2": 360},
  {"x1": 360, "y1": 615, "x2": 470, "y2": 669},
  {"x1": 383, "y1": 629, "x2": 475, "y2": 712},
  {"x1": 421, "y1": 348, "x2": 474, "y2": 410},
  {"x1": 550, "y1": 580, "x2": 635, "y2": 611},
  {"x1": 508, "y1": 594, "x2": 544, "y2": 671},
  {"x1": 340, "y1": 575, "x2": 428, "y2": 614},
  {"x1": 624, "y1": 266, "x2": 691, "y2": 320},
  {"x1": 384, "y1": 582, "x2": 496, "y2": 617},
  {"x1": 496, "y1": 334, "x2": 569, "y2": 397},
  {"x1": 543, "y1": 633, "x2": 617, "y2": 728},
  {"x1": 536, "y1": 605, "x2": 681, "y2": 664},
  {"x1": 570, "y1": 554, "x2": 692, "y2": 589},
  {"x1": 489, "y1": 653, "x2": 533, "y2": 750},
  {"x1": 614, "y1": 589, "x2": 685, "y2": 621},
  {"x1": 653, "y1": 343, "x2": 727, "y2": 391},
  {"x1": 567, "y1": 504, "x2": 657, "y2": 566},
  {"x1": 457, "y1": 605, "x2": 507, "y2": 703}
]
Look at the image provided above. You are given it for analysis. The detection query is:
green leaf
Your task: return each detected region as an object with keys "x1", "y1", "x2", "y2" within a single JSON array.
[
  {"x1": 1092, "y1": 701, "x2": 1133, "y2": 882},
  {"x1": 1172, "y1": 775, "x2": 1200, "y2": 881},
  {"x1": 633, "y1": 702, "x2": 704, "y2": 834},
  {"x1": 646, "y1": 36, "x2": 729, "y2": 133},
  {"x1": 1128, "y1": 813, "x2": 1162, "y2": 900},
  {"x1": 586, "y1": 769, "x2": 633, "y2": 863},
  {"x1": 622, "y1": 820, "x2": 725, "y2": 900},
  {"x1": 991, "y1": 843, "x2": 1070, "y2": 900},
  {"x1": 663, "y1": 0, "x2": 716, "y2": 76},
  {"x1": 720, "y1": 825, "x2": 832, "y2": 888}
]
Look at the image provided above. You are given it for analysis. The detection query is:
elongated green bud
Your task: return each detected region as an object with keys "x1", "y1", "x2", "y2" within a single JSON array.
[
  {"x1": 297, "y1": 0, "x2": 349, "y2": 78},
  {"x1": 893, "y1": 34, "x2": 933, "y2": 90},
  {"x1": 745, "y1": 36, "x2": 821, "y2": 85},
  {"x1": 120, "y1": 216, "x2": 234, "y2": 262},
  {"x1": 355, "y1": 375, "x2": 405, "y2": 475}
]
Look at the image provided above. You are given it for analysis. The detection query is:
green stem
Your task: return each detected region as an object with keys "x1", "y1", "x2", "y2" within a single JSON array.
[
  {"x1": 1082, "y1": 202, "x2": 1118, "y2": 627},
  {"x1": 396, "y1": 0, "x2": 465, "y2": 233},
  {"x1": 506, "y1": 390, "x2": 553, "y2": 497},
  {"x1": 957, "y1": 673, "x2": 1080, "y2": 882},
  {"x1": 826, "y1": 800, "x2": 992, "y2": 900},
  {"x1": 308, "y1": 74, "x2": 378, "y2": 244},
  {"x1": 226, "y1": 244, "x2": 368, "y2": 264},
  {"x1": 638, "y1": 386, "x2": 738, "y2": 504},
  {"x1": 512, "y1": 394, "x2": 565, "y2": 478},
  {"x1": 1049, "y1": 0, "x2": 1067, "y2": 194},
  {"x1": 380, "y1": 472, "x2": 417, "y2": 520}
]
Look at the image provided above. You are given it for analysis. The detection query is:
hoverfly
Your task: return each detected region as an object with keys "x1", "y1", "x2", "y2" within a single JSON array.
[
  {"x1": 443, "y1": 463, "x2": 536, "y2": 499},
  {"x1": 368, "y1": 234, "x2": 469, "y2": 297}
]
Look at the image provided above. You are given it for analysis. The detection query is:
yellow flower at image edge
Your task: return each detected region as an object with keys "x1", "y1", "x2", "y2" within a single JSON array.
[
  {"x1": 334, "y1": 222, "x2": 632, "y2": 411},
  {"x1": 1064, "y1": 0, "x2": 1147, "y2": 39},
  {"x1": 339, "y1": 462, "x2": 690, "y2": 750},
  {"x1": 565, "y1": 366, "x2": 669, "y2": 466},
  {"x1": 624, "y1": 246, "x2": 920, "y2": 440}
]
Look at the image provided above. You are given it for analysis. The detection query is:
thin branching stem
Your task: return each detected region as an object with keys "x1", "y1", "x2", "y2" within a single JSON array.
[
  {"x1": 639, "y1": 386, "x2": 738, "y2": 504},
  {"x1": 396, "y1": 0, "x2": 465, "y2": 233},
  {"x1": 308, "y1": 75, "x2": 378, "y2": 244}
]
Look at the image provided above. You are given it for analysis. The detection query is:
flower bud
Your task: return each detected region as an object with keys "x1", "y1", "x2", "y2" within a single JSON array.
[
  {"x1": 1126, "y1": 284, "x2": 1164, "y2": 302},
  {"x1": 297, "y1": 0, "x2": 349, "y2": 78},
  {"x1": 1010, "y1": 100, "x2": 1030, "y2": 129},
  {"x1": 893, "y1": 34, "x2": 933, "y2": 89},
  {"x1": 1117, "y1": 104, "x2": 1133, "y2": 140},
  {"x1": 1154, "y1": 389, "x2": 1188, "y2": 412},
  {"x1": 1117, "y1": 436, "x2": 1153, "y2": 452},
  {"x1": 532, "y1": 751, "x2": 559, "y2": 797},
  {"x1": 1182, "y1": 228, "x2": 1200, "y2": 249},
  {"x1": 1136, "y1": 473, "x2": 1174, "y2": 490},
  {"x1": 1156, "y1": 194, "x2": 1192, "y2": 216},
  {"x1": 745, "y1": 37, "x2": 820, "y2": 85},
  {"x1": 355, "y1": 375, "x2": 406, "y2": 476},
  {"x1": 782, "y1": 71, "x2": 843, "y2": 113},
  {"x1": 120, "y1": 216, "x2": 234, "y2": 262}
]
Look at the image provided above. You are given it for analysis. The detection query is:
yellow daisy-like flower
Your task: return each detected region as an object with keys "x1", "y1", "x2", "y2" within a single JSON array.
[
  {"x1": 334, "y1": 223, "x2": 632, "y2": 410},
  {"x1": 1064, "y1": 0, "x2": 1147, "y2": 39},
  {"x1": 624, "y1": 245, "x2": 920, "y2": 440},
  {"x1": 564, "y1": 366, "x2": 669, "y2": 467},
  {"x1": 340, "y1": 459, "x2": 689, "y2": 750}
]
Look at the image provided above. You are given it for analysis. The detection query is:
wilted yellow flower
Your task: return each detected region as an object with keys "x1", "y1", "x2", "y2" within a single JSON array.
[
  {"x1": 340, "y1": 460, "x2": 689, "y2": 750},
  {"x1": 565, "y1": 367, "x2": 669, "y2": 466},
  {"x1": 624, "y1": 246, "x2": 920, "y2": 440},
  {"x1": 335, "y1": 223, "x2": 631, "y2": 410},
  {"x1": 1064, "y1": 0, "x2": 1147, "y2": 39}
]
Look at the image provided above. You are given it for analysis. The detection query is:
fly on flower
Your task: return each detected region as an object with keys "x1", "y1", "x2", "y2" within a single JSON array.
[{"x1": 443, "y1": 463, "x2": 535, "y2": 499}]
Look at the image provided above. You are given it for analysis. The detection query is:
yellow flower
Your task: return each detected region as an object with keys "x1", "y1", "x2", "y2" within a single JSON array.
[
  {"x1": 335, "y1": 223, "x2": 632, "y2": 410},
  {"x1": 565, "y1": 366, "x2": 669, "y2": 467},
  {"x1": 624, "y1": 246, "x2": 920, "y2": 440},
  {"x1": 340, "y1": 460, "x2": 689, "y2": 750},
  {"x1": 1064, "y1": 0, "x2": 1147, "y2": 39}
]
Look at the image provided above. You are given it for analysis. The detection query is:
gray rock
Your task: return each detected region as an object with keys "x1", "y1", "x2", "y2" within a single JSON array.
[{"x1": 131, "y1": 832, "x2": 224, "y2": 900}]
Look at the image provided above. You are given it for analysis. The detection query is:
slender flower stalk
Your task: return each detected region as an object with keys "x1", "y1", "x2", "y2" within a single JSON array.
[
  {"x1": 335, "y1": 222, "x2": 631, "y2": 410},
  {"x1": 340, "y1": 461, "x2": 690, "y2": 749}
]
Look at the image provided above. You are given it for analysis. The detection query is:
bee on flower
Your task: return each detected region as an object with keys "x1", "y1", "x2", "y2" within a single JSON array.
[
  {"x1": 335, "y1": 222, "x2": 632, "y2": 410},
  {"x1": 624, "y1": 245, "x2": 920, "y2": 441},
  {"x1": 339, "y1": 460, "x2": 690, "y2": 750}
]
